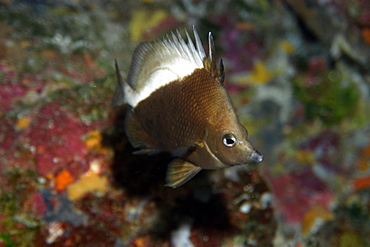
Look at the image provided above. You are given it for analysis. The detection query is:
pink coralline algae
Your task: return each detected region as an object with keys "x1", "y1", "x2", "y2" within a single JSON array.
[
  {"x1": 23, "y1": 192, "x2": 47, "y2": 217},
  {"x1": 0, "y1": 66, "x2": 47, "y2": 112},
  {"x1": 262, "y1": 167, "x2": 334, "y2": 224},
  {"x1": 24, "y1": 102, "x2": 91, "y2": 178},
  {"x1": 1, "y1": 0, "x2": 369, "y2": 246},
  {"x1": 225, "y1": 32, "x2": 261, "y2": 73},
  {"x1": 301, "y1": 130, "x2": 351, "y2": 176}
]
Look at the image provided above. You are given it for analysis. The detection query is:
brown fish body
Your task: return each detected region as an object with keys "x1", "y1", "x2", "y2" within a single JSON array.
[{"x1": 113, "y1": 27, "x2": 263, "y2": 187}]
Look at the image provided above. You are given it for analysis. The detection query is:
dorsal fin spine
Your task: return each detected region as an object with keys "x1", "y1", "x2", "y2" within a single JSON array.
[
  {"x1": 185, "y1": 29, "x2": 199, "y2": 64},
  {"x1": 176, "y1": 30, "x2": 192, "y2": 62},
  {"x1": 193, "y1": 26, "x2": 206, "y2": 61},
  {"x1": 219, "y1": 59, "x2": 225, "y2": 84},
  {"x1": 208, "y1": 32, "x2": 214, "y2": 62}
]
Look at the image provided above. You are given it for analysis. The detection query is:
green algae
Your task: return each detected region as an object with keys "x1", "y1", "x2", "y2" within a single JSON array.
[
  {"x1": 0, "y1": 0, "x2": 369, "y2": 246},
  {"x1": 0, "y1": 233, "x2": 15, "y2": 247},
  {"x1": 0, "y1": 168, "x2": 41, "y2": 247},
  {"x1": 293, "y1": 70, "x2": 360, "y2": 126},
  {"x1": 306, "y1": 190, "x2": 370, "y2": 247}
]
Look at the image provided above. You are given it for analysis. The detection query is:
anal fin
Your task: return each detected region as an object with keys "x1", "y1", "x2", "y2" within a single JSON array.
[
  {"x1": 166, "y1": 159, "x2": 201, "y2": 188},
  {"x1": 133, "y1": 149, "x2": 160, "y2": 155}
]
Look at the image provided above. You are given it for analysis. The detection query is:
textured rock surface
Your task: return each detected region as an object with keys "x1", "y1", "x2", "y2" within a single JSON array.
[{"x1": 1, "y1": 1, "x2": 369, "y2": 246}]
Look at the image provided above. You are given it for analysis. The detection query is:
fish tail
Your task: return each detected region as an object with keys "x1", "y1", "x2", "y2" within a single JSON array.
[{"x1": 112, "y1": 60, "x2": 131, "y2": 107}]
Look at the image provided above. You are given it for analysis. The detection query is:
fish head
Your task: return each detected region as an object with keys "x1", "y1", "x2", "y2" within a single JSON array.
[{"x1": 206, "y1": 109, "x2": 263, "y2": 167}]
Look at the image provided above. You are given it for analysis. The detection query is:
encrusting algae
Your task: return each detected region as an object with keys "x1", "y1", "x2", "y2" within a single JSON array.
[
  {"x1": 113, "y1": 27, "x2": 263, "y2": 188},
  {"x1": 67, "y1": 170, "x2": 108, "y2": 201}
]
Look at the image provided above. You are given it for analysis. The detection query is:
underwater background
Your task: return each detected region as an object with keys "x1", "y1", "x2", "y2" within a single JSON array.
[{"x1": 0, "y1": 0, "x2": 369, "y2": 246}]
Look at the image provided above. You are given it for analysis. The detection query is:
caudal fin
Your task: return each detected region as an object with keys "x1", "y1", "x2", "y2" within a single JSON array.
[{"x1": 112, "y1": 60, "x2": 126, "y2": 107}]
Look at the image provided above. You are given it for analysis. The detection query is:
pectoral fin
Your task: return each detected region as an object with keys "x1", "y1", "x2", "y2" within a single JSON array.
[
  {"x1": 171, "y1": 141, "x2": 202, "y2": 157},
  {"x1": 166, "y1": 159, "x2": 201, "y2": 188}
]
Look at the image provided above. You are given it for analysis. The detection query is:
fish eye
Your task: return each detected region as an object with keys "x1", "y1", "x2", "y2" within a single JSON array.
[{"x1": 222, "y1": 133, "x2": 237, "y2": 148}]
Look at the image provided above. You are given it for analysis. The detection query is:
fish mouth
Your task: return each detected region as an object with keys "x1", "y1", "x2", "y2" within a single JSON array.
[{"x1": 250, "y1": 150, "x2": 263, "y2": 162}]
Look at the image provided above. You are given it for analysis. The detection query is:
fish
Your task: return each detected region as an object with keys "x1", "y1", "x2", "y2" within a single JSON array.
[{"x1": 113, "y1": 26, "x2": 263, "y2": 188}]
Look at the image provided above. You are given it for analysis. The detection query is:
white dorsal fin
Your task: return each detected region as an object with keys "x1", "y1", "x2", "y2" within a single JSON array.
[
  {"x1": 194, "y1": 26, "x2": 206, "y2": 60},
  {"x1": 123, "y1": 26, "x2": 208, "y2": 108}
]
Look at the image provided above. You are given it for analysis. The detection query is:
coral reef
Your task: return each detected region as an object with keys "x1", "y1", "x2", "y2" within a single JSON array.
[{"x1": 0, "y1": 0, "x2": 369, "y2": 246}]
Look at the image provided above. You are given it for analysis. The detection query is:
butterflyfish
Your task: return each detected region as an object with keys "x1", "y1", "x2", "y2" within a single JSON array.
[{"x1": 113, "y1": 27, "x2": 263, "y2": 188}]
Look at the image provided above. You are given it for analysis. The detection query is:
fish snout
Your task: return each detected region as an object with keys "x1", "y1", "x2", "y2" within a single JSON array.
[{"x1": 250, "y1": 150, "x2": 263, "y2": 162}]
